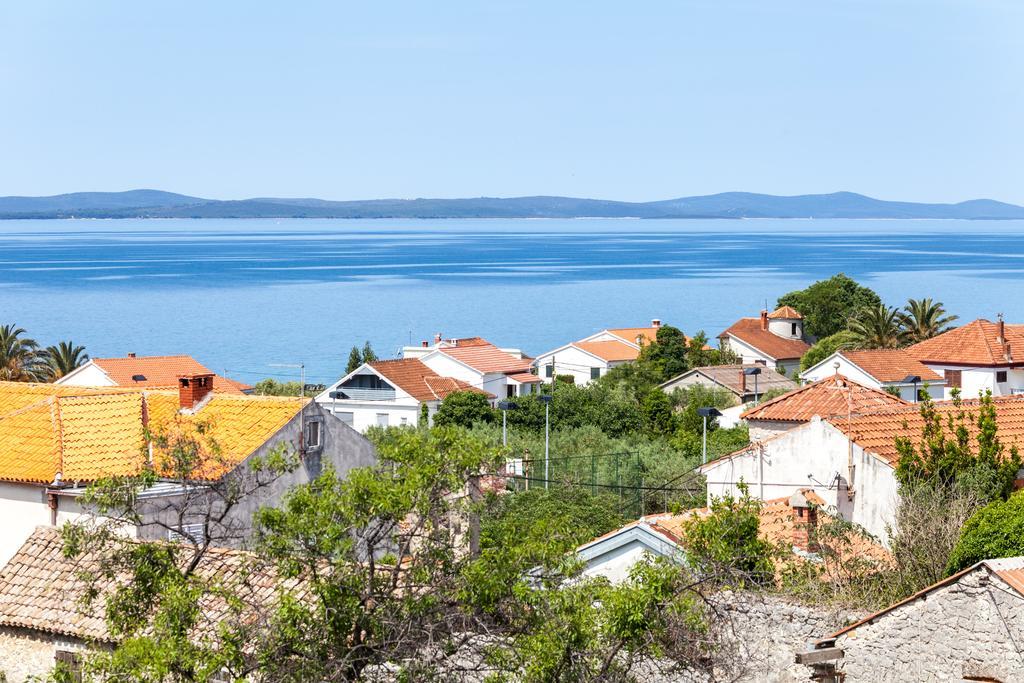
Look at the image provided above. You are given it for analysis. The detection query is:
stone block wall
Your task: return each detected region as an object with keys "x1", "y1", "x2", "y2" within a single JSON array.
[{"x1": 0, "y1": 628, "x2": 91, "y2": 682}]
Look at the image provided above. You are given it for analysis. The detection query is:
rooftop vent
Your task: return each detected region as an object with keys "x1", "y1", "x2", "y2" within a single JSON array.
[{"x1": 131, "y1": 374, "x2": 147, "y2": 382}]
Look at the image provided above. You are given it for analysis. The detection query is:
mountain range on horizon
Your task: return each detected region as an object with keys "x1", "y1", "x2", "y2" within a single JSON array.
[{"x1": 1, "y1": 189, "x2": 1023, "y2": 220}]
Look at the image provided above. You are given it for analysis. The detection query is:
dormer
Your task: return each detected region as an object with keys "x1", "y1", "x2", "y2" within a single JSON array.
[{"x1": 767, "y1": 306, "x2": 804, "y2": 340}]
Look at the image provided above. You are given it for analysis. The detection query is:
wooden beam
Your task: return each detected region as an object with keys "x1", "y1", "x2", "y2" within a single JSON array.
[{"x1": 795, "y1": 647, "x2": 844, "y2": 665}]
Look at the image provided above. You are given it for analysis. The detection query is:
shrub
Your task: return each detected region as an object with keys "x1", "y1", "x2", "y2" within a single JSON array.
[
  {"x1": 947, "y1": 491, "x2": 1024, "y2": 573},
  {"x1": 433, "y1": 391, "x2": 498, "y2": 429}
]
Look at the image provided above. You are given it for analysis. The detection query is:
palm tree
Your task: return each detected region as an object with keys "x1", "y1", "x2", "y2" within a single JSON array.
[
  {"x1": 848, "y1": 304, "x2": 906, "y2": 349},
  {"x1": 0, "y1": 324, "x2": 44, "y2": 381},
  {"x1": 901, "y1": 298, "x2": 958, "y2": 344},
  {"x1": 43, "y1": 340, "x2": 89, "y2": 380}
]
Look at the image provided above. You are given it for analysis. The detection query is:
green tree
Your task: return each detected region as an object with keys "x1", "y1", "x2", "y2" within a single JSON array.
[
  {"x1": 637, "y1": 324, "x2": 689, "y2": 382},
  {"x1": 42, "y1": 340, "x2": 88, "y2": 380},
  {"x1": 799, "y1": 330, "x2": 860, "y2": 371},
  {"x1": 684, "y1": 331, "x2": 740, "y2": 369},
  {"x1": 0, "y1": 324, "x2": 43, "y2": 381},
  {"x1": 253, "y1": 378, "x2": 304, "y2": 396},
  {"x1": 681, "y1": 486, "x2": 775, "y2": 585},
  {"x1": 345, "y1": 346, "x2": 363, "y2": 373},
  {"x1": 848, "y1": 303, "x2": 906, "y2": 349},
  {"x1": 432, "y1": 390, "x2": 498, "y2": 428},
  {"x1": 901, "y1": 298, "x2": 958, "y2": 344},
  {"x1": 361, "y1": 341, "x2": 378, "y2": 364},
  {"x1": 947, "y1": 492, "x2": 1024, "y2": 573},
  {"x1": 641, "y1": 388, "x2": 676, "y2": 436},
  {"x1": 776, "y1": 273, "x2": 882, "y2": 339}
]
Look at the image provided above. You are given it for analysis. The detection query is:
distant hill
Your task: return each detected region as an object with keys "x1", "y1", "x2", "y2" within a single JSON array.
[{"x1": 1, "y1": 190, "x2": 1022, "y2": 220}]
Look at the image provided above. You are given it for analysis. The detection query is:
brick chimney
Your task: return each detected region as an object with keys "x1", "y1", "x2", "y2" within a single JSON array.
[
  {"x1": 421, "y1": 340, "x2": 429, "y2": 347},
  {"x1": 127, "y1": 352, "x2": 136, "y2": 358},
  {"x1": 434, "y1": 332, "x2": 442, "y2": 345},
  {"x1": 652, "y1": 318, "x2": 662, "y2": 329},
  {"x1": 739, "y1": 368, "x2": 747, "y2": 393},
  {"x1": 760, "y1": 310, "x2": 769, "y2": 331},
  {"x1": 997, "y1": 314, "x2": 1006, "y2": 344},
  {"x1": 789, "y1": 490, "x2": 819, "y2": 553},
  {"x1": 178, "y1": 373, "x2": 214, "y2": 411}
]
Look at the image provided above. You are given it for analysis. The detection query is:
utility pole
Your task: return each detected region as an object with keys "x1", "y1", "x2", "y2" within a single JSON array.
[{"x1": 539, "y1": 394, "x2": 553, "y2": 489}]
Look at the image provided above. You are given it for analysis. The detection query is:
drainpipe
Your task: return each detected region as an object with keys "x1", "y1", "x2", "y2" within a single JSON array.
[{"x1": 47, "y1": 492, "x2": 59, "y2": 526}]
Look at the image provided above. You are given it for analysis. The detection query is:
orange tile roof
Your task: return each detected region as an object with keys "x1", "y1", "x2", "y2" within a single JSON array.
[
  {"x1": 575, "y1": 340, "x2": 641, "y2": 362},
  {"x1": 87, "y1": 355, "x2": 249, "y2": 394},
  {"x1": 830, "y1": 394, "x2": 1024, "y2": 466},
  {"x1": 607, "y1": 326, "x2": 660, "y2": 345},
  {"x1": 742, "y1": 373, "x2": 908, "y2": 423},
  {"x1": 838, "y1": 349, "x2": 943, "y2": 383},
  {"x1": 768, "y1": 305, "x2": 803, "y2": 320},
  {"x1": 438, "y1": 343, "x2": 532, "y2": 374},
  {"x1": 0, "y1": 526, "x2": 308, "y2": 644},
  {"x1": 370, "y1": 359, "x2": 489, "y2": 402},
  {"x1": 907, "y1": 318, "x2": 1024, "y2": 367},
  {"x1": 0, "y1": 382, "x2": 305, "y2": 484},
  {"x1": 666, "y1": 364, "x2": 797, "y2": 397},
  {"x1": 720, "y1": 318, "x2": 811, "y2": 361},
  {"x1": 506, "y1": 372, "x2": 542, "y2": 383}
]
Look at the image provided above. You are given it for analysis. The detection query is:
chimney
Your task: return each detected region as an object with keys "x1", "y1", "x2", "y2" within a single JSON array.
[
  {"x1": 178, "y1": 373, "x2": 214, "y2": 411},
  {"x1": 127, "y1": 352, "x2": 136, "y2": 358},
  {"x1": 434, "y1": 332, "x2": 442, "y2": 345},
  {"x1": 739, "y1": 369, "x2": 747, "y2": 393},
  {"x1": 760, "y1": 310, "x2": 769, "y2": 331},
  {"x1": 421, "y1": 340, "x2": 429, "y2": 347},
  {"x1": 997, "y1": 314, "x2": 1006, "y2": 344},
  {"x1": 636, "y1": 335, "x2": 644, "y2": 346},
  {"x1": 652, "y1": 319, "x2": 662, "y2": 329},
  {"x1": 789, "y1": 490, "x2": 819, "y2": 553},
  {"x1": 1006, "y1": 342, "x2": 1013, "y2": 363}
]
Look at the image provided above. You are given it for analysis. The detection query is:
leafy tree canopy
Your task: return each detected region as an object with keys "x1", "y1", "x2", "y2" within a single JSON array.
[
  {"x1": 776, "y1": 273, "x2": 882, "y2": 339},
  {"x1": 345, "y1": 341, "x2": 378, "y2": 373},
  {"x1": 947, "y1": 491, "x2": 1024, "y2": 573},
  {"x1": 433, "y1": 390, "x2": 498, "y2": 428},
  {"x1": 681, "y1": 486, "x2": 776, "y2": 585},
  {"x1": 799, "y1": 330, "x2": 860, "y2": 371},
  {"x1": 253, "y1": 378, "x2": 304, "y2": 396}
]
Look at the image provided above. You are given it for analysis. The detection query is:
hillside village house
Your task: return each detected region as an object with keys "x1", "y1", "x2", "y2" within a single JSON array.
[
  {"x1": 397, "y1": 335, "x2": 540, "y2": 398},
  {"x1": 904, "y1": 316, "x2": 1024, "y2": 400},
  {"x1": 718, "y1": 307, "x2": 810, "y2": 376},
  {"x1": 659, "y1": 364, "x2": 796, "y2": 428},
  {"x1": 531, "y1": 320, "x2": 666, "y2": 385},
  {"x1": 739, "y1": 373, "x2": 907, "y2": 441},
  {"x1": 699, "y1": 390, "x2": 1024, "y2": 542},
  {"x1": 0, "y1": 376, "x2": 376, "y2": 565},
  {"x1": 800, "y1": 556, "x2": 1024, "y2": 682},
  {"x1": 800, "y1": 349, "x2": 944, "y2": 402},
  {"x1": 315, "y1": 358, "x2": 490, "y2": 432},
  {"x1": 55, "y1": 353, "x2": 251, "y2": 394}
]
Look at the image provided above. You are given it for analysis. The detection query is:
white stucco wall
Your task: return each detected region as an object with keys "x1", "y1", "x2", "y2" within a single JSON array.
[
  {"x1": 321, "y1": 399, "x2": 422, "y2": 432},
  {"x1": 701, "y1": 417, "x2": 898, "y2": 543},
  {"x1": 802, "y1": 355, "x2": 879, "y2": 388},
  {"x1": 53, "y1": 363, "x2": 114, "y2": 387},
  {"x1": 532, "y1": 345, "x2": 608, "y2": 386},
  {"x1": 577, "y1": 526, "x2": 683, "y2": 584},
  {"x1": 747, "y1": 419, "x2": 801, "y2": 442},
  {"x1": 723, "y1": 337, "x2": 799, "y2": 377},
  {"x1": 419, "y1": 352, "x2": 480, "y2": 386},
  {"x1": 767, "y1": 318, "x2": 802, "y2": 340}
]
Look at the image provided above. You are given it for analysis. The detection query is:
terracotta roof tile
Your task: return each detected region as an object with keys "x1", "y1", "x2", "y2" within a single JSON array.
[
  {"x1": 438, "y1": 343, "x2": 532, "y2": 374},
  {"x1": 664, "y1": 364, "x2": 797, "y2": 397},
  {"x1": 506, "y1": 372, "x2": 542, "y2": 383},
  {"x1": 85, "y1": 355, "x2": 248, "y2": 394},
  {"x1": 369, "y1": 358, "x2": 489, "y2": 402},
  {"x1": 830, "y1": 394, "x2": 1024, "y2": 466},
  {"x1": 720, "y1": 318, "x2": 811, "y2": 361},
  {"x1": 838, "y1": 349, "x2": 943, "y2": 383},
  {"x1": 575, "y1": 340, "x2": 641, "y2": 362},
  {"x1": 607, "y1": 327, "x2": 660, "y2": 345},
  {"x1": 768, "y1": 306, "x2": 803, "y2": 320},
  {"x1": 907, "y1": 318, "x2": 1024, "y2": 366},
  {"x1": 0, "y1": 382, "x2": 304, "y2": 484},
  {"x1": 742, "y1": 374, "x2": 908, "y2": 423}
]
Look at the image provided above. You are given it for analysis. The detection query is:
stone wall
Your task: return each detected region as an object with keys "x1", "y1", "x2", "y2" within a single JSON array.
[
  {"x1": 0, "y1": 628, "x2": 92, "y2": 682},
  {"x1": 833, "y1": 567, "x2": 1024, "y2": 682}
]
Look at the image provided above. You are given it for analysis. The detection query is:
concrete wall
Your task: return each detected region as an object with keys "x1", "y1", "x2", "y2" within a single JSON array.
[
  {"x1": 923, "y1": 363, "x2": 1001, "y2": 400},
  {"x1": 748, "y1": 419, "x2": 800, "y2": 442},
  {"x1": 832, "y1": 567, "x2": 1024, "y2": 682},
  {"x1": 533, "y1": 345, "x2": 608, "y2": 386},
  {"x1": 318, "y1": 395, "x2": 422, "y2": 432},
  {"x1": 0, "y1": 628, "x2": 96, "y2": 683},
  {"x1": 723, "y1": 337, "x2": 799, "y2": 377},
  {"x1": 53, "y1": 362, "x2": 114, "y2": 387},
  {"x1": 768, "y1": 318, "x2": 802, "y2": 340}
]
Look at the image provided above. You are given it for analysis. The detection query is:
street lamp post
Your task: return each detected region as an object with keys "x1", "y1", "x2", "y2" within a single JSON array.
[
  {"x1": 744, "y1": 366, "x2": 763, "y2": 405},
  {"x1": 497, "y1": 400, "x2": 517, "y2": 447},
  {"x1": 539, "y1": 394, "x2": 553, "y2": 489},
  {"x1": 697, "y1": 407, "x2": 723, "y2": 464}
]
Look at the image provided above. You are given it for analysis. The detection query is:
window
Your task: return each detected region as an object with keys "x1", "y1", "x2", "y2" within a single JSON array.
[
  {"x1": 168, "y1": 523, "x2": 206, "y2": 545},
  {"x1": 376, "y1": 413, "x2": 389, "y2": 427},
  {"x1": 545, "y1": 364, "x2": 553, "y2": 378},
  {"x1": 945, "y1": 369, "x2": 962, "y2": 389},
  {"x1": 336, "y1": 411, "x2": 354, "y2": 426},
  {"x1": 54, "y1": 651, "x2": 82, "y2": 682},
  {"x1": 591, "y1": 367, "x2": 601, "y2": 380},
  {"x1": 305, "y1": 419, "x2": 322, "y2": 449},
  {"x1": 400, "y1": 416, "x2": 408, "y2": 425},
  {"x1": 997, "y1": 370, "x2": 1008, "y2": 383},
  {"x1": 507, "y1": 385, "x2": 516, "y2": 398},
  {"x1": 791, "y1": 323, "x2": 798, "y2": 336}
]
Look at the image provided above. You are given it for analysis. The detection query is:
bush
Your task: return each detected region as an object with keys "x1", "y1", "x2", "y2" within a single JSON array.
[
  {"x1": 799, "y1": 330, "x2": 860, "y2": 371},
  {"x1": 947, "y1": 491, "x2": 1024, "y2": 573},
  {"x1": 433, "y1": 391, "x2": 498, "y2": 429},
  {"x1": 681, "y1": 487, "x2": 775, "y2": 585}
]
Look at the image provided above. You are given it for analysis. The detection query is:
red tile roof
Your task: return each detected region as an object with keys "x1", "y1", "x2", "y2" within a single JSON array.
[
  {"x1": 907, "y1": 318, "x2": 1024, "y2": 367},
  {"x1": 507, "y1": 372, "x2": 542, "y2": 383},
  {"x1": 664, "y1": 364, "x2": 797, "y2": 397},
  {"x1": 369, "y1": 359, "x2": 489, "y2": 402},
  {"x1": 768, "y1": 305, "x2": 803, "y2": 320},
  {"x1": 86, "y1": 355, "x2": 249, "y2": 394},
  {"x1": 607, "y1": 326, "x2": 660, "y2": 345},
  {"x1": 720, "y1": 318, "x2": 811, "y2": 361},
  {"x1": 830, "y1": 394, "x2": 1024, "y2": 466},
  {"x1": 438, "y1": 343, "x2": 532, "y2": 374},
  {"x1": 742, "y1": 373, "x2": 908, "y2": 423},
  {"x1": 838, "y1": 349, "x2": 944, "y2": 383},
  {"x1": 575, "y1": 340, "x2": 641, "y2": 362}
]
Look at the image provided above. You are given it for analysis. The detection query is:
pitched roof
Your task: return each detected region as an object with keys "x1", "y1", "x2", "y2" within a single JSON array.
[
  {"x1": 607, "y1": 326, "x2": 660, "y2": 345},
  {"x1": 719, "y1": 318, "x2": 811, "y2": 361},
  {"x1": 768, "y1": 306, "x2": 803, "y2": 320},
  {"x1": 907, "y1": 318, "x2": 1024, "y2": 366},
  {"x1": 83, "y1": 355, "x2": 250, "y2": 394},
  {"x1": 0, "y1": 526, "x2": 307, "y2": 644},
  {"x1": 0, "y1": 381, "x2": 305, "y2": 484},
  {"x1": 575, "y1": 340, "x2": 641, "y2": 362},
  {"x1": 741, "y1": 373, "x2": 908, "y2": 423},
  {"x1": 370, "y1": 359, "x2": 489, "y2": 402},
  {"x1": 437, "y1": 342, "x2": 532, "y2": 374},
  {"x1": 664, "y1": 364, "x2": 797, "y2": 397},
  {"x1": 829, "y1": 394, "x2": 1024, "y2": 466},
  {"x1": 835, "y1": 349, "x2": 943, "y2": 383}
]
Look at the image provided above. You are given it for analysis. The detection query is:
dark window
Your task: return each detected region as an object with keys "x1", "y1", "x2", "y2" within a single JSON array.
[
  {"x1": 306, "y1": 419, "x2": 322, "y2": 449},
  {"x1": 507, "y1": 385, "x2": 516, "y2": 398},
  {"x1": 54, "y1": 651, "x2": 82, "y2": 682},
  {"x1": 997, "y1": 370, "x2": 1008, "y2": 383},
  {"x1": 791, "y1": 323, "x2": 798, "y2": 336},
  {"x1": 945, "y1": 369, "x2": 962, "y2": 389},
  {"x1": 590, "y1": 367, "x2": 601, "y2": 380},
  {"x1": 545, "y1": 364, "x2": 553, "y2": 378}
]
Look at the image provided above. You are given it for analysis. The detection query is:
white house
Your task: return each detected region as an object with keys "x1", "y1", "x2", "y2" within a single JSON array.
[
  {"x1": 531, "y1": 320, "x2": 666, "y2": 385},
  {"x1": 315, "y1": 358, "x2": 489, "y2": 432},
  {"x1": 660, "y1": 364, "x2": 797, "y2": 428},
  {"x1": 416, "y1": 337, "x2": 541, "y2": 399},
  {"x1": 700, "y1": 394, "x2": 1024, "y2": 543},
  {"x1": 56, "y1": 353, "x2": 251, "y2": 394},
  {"x1": 906, "y1": 317, "x2": 1024, "y2": 400},
  {"x1": 800, "y1": 349, "x2": 944, "y2": 402},
  {"x1": 718, "y1": 307, "x2": 810, "y2": 376}
]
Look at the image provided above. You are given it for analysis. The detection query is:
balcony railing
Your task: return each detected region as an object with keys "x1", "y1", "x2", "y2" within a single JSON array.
[{"x1": 330, "y1": 388, "x2": 396, "y2": 401}]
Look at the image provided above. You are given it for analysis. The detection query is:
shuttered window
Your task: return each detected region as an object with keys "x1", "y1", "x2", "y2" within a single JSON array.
[{"x1": 944, "y1": 369, "x2": 962, "y2": 389}]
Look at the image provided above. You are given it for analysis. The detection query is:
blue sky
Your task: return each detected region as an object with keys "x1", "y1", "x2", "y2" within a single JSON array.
[{"x1": 1, "y1": 1, "x2": 1021, "y2": 203}]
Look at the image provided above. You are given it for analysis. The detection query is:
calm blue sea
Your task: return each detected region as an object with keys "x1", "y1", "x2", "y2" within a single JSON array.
[{"x1": 2, "y1": 217, "x2": 1024, "y2": 385}]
